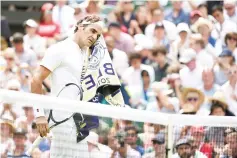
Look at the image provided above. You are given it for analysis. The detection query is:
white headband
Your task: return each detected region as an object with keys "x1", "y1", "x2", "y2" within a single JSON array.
[{"x1": 81, "y1": 20, "x2": 104, "y2": 28}]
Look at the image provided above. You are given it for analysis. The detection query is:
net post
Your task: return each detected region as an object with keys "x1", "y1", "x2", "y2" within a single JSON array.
[{"x1": 167, "y1": 118, "x2": 173, "y2": 158}]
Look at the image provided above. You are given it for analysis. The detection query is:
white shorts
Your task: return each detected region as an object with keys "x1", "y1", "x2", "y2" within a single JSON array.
[{"x1": 49, "y1": 116, "x2": 90, "y2": 158}]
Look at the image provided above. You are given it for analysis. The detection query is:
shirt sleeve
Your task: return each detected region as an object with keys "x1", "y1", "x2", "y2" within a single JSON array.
[{"x1": 40, "y1": 44, "x2": 64, "y2": 72}]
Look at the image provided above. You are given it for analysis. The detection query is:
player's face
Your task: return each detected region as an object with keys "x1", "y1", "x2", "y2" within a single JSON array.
[{"x1": 82, "y1": 23, "x2": 102, "y2": 47}]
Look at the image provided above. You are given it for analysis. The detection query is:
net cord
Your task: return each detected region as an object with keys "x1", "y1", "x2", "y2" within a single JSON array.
[{"x1": 0, "y1": 89, "x2": 236, "y2": 127}]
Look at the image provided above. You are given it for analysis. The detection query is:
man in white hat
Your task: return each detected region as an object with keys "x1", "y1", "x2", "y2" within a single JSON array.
[{"x1": 179, "y1": 48, "x2": 203, "y2": 88}]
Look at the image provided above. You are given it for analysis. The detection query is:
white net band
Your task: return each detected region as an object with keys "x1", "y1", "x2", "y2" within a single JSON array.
[{"x1": 0, "y1": 89, "x2": 236, "y2": 127}]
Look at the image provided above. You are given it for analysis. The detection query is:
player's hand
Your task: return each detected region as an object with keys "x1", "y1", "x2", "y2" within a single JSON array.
[{"x1": 35, "y1": 116, "x2": 49, "y2": 137}]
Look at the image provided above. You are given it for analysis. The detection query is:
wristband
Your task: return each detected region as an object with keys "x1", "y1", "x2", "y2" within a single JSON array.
[{"x1": 35, "y1": 108, "x2": 45, "y2": 118}]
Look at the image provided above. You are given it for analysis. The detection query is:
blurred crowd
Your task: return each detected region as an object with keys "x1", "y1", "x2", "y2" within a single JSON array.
[{"x1": 1, "y1": 0, "x2": 237, "y2": 158}]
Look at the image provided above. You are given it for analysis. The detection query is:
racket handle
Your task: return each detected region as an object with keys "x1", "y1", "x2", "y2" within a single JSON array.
[{"x1": 26, "y1": 136, "x2": 43, "y2": 156}]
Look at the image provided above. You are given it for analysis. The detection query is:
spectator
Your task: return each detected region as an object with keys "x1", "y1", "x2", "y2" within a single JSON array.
[
  {"x1": 23, "y1": 19, "x2": 46, "y2": 59},
  {"x1": 10, "y1": 33, "x2": 38, "y2": 68},
  {"x1": 111, "y1": 130, "x2": 141, "y2": 158},
  {"x1": 189, "y1": 127, "x2": 206, "y2": 155},
  {"x1": 214, "y1": 49, "x2": 235, "y2": 86},
  {"x1": 222, "y1": 131, "x2": 237, "y2": 158},
  {"x1": 199, "y1": 69, "x2": 220, "y2": 97},
  {"x1": 134, "y1": 6, "x2": 151, "y2": 34},
  {"x1": 105, "y1": 35, "x2": 129, "y2": 77},
  {"x1": 0, "y1": 80, "x2": 21, "y2": 120},
  {"x1": 192, "y1": 17, "x2": 217, "y2": 52},
  {"x1": 0, "y1": 48, "x2": 18, "y2": 88},
  {"x1": 7, "y1": 128, "x2": 29, "y2": 157},
  {"x1": 190, "y1": 10, "x2": 202, "y2": 25},
  {"x1": 224, "y1": 32, "x2": 237, "y2": 63},
  {"x1": 180, "y1": 88, "x2": 205, "y2": 115},
  {"x1": 133, "y1": 34, "x2": 153, "y2": 65},
  {"x1": 145, "y1": 8, "x2": 177, "y2": 42},
  {"x1": 152, "y1": 46, "x2": 169, "y2": 81},
  {"x1": 211, "y1": 5, "x2": 237, "y2": 47},
  {"x1": 179, "y1": 48, "x2": 203, "y2": 88},
  {"x1": 147, "y1": 81, "x2": 179, "y2": 114},
  {"x1": 223, "y1": 0, "x2": 237, "y2": 24},
  {"x1": 193, "y1": 39, "x2": 214, "y2": 69},
  {"x1": 165, "y1": 1, "x2": 190, "y2": 25},
  {"x1": 125, "y1": 126, "x2": 144, "y2": 156},
  {"x1": 116, "y1": 0, "x2": 136, "y2": 30},
  {"x1": 142, "y1": 132, "x2": 166, "y2": 158},
  {"x1": 172, "y1": 138, "x2": 192, "y2": 158},
  {"x1": 37, "y1": 3, "x2": 61, "y2": 41},
  {"x1": 52, "y1": 0, "x2": 75, "y2": 35},
  {"x1": 122, "y1": 53, "x2": 155, "y2": 104},
  {"x1": 221, "y1": 64, "x2": 237, "y2": 115},
  {"x1": 0, "y1": 114, "x2": 14, "y2": 158},
  {"x1": 152, "y1": 22, "x2": 170, "y2": 50},
  {"x1": 169, "y1": 23, "x2": 190, "y2": 64},
  {"x1": 108, "y1": 22, "x2": 135, "y2": 54},
  {"x1": 197, "y1": 4, "x2": 216, "y2": 23}
]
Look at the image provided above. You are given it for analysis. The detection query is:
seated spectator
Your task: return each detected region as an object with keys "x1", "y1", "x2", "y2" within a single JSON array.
[
  {"x1": 122, "y1": 53, "x2": 155, "y2": 103},
  {"x1": 23, "y1": 19, "x2": 46, "y2": 59},
  {"x1": 133, "y1": 6, "x2": 151, "y2": 34},
  {"x1": 165, "y1": 1, "x2": 190, "y2": 26},
  {"x1": 147, "y1": 81, "x2": 179, "y2": 114},
  {"x1": 0, "y1": 114, "x2": 14, "y2": 158},
  {"x1": 133, "y1": 34, "x2": 153, "y2": 65},
  {"x1": 145, "y1": 8, "x2": 177, "y2": 42},
  {"x1": 10, "y1": 33, "x2": 38, "y2": 69},
  {"x1": 108, "y1": 22, "x2": 135, "y2": 54},
  {"x1": 180, "y1": 88, "x2": 206, "y2": 115},
  {"x1": 192, "y1": 17, "x2": 217, "y2": 50},
  {"x1": 152, "y1": 46, "x2": 169, "y2": 81},
  {"x1": 199, "y1": 69, "x2": 220, "y2": 97},
  {"x1": 189, "y1": 127, "x2": 208, "y2": 157},
  {"x1": 211, "y1": 5, "x2": 237, "y2": 49},
  {"x1": 172, "y1": 138, "x2": 192, "y2": 158},
  {"x1": 52, "y1": 0, "x2": 75, "y2": 35},
  {"x1": 105, "y1": 35, "x2": 129, "y2": 77},
  {"x1": 152, "y1": 22, "x2": 169, "y2": 50},
  {"x1": 0, "y1": 80, "x2": 22, "y2": 120},
  {"x1": 0, "y1": 48, "x2": 18, "y2": 88},
  {"x1": 37, "y1": 3, "x2": 61, "y2": 41},
  {"x1": 111, "y1": 130, "x2": 141, "y2": 158},
  {"x1": 169, "y1": 23, "x2": 190, "y2": 64},
  {"x1": 221, "y1": 64, "x2": 237, "y2": 115},
  {"x1": 193, "y1": 39, "x2": 214, "y2": 69},
  {"x1": 142, "y1": 132, "x2": 166, "y2": 158},
  {"x1": 116, "y1": 0, "x2": 136, "y2": 31},
  {"x1": 214, "y1": 49, "x2": 235, "y2": 86},
  {"x1": 223, "y1": 0, "x2": 237, "y2": 24},
  {"x1": 221, "y1": 131, "x2": 237, "y2": 158},
  {"x1": 209, "y1": 91, "x2": 235, "y2": 116},
  {"x1": 7, "y1": 128, "x2": 29, "y2": 157},
  {"x1": 179, "y1": 48, "x2": 203, "y2": 88},
  {"x1": 125, "y1": 126, "x2": 144, "y2": 156},
  {"x1": 190, "y1": 10, "x2": 202, "y2": 26},
  {"x1": 224, "y1": 32, "x2": 237, "y2": 63}
]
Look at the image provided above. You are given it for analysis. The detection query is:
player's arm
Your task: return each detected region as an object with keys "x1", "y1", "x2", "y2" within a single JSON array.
[{"x1": 31, "y1": 65, "x2": 51, "y2": 137}]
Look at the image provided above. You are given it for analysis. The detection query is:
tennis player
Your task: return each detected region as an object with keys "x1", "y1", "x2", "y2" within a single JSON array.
[{"x1": 31, "y1": 15, "x2": 103, "y2": 158}]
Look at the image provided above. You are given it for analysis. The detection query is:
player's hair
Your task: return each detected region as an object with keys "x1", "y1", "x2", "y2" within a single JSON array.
[{"x1": 74, "y1": 15, "x2": 101, "y2": 33}]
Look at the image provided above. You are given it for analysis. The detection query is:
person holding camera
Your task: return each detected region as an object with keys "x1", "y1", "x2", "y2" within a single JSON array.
[{"x1": 111, "y1": 130, "x2": 141, "y2": 158}]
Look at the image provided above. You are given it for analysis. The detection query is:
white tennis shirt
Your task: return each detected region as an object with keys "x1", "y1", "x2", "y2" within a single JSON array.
[{"x1": 41, "y1": 37, "x2": 87, "y2": 97}]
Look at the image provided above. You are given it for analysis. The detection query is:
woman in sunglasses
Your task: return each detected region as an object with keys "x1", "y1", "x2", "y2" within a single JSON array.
[
  {"x1": 181, "y1": 87, "x2": 206, "y2": 115},
  {"x1": 224, "y1": 32, "x2": 237, "y2": 64}
]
